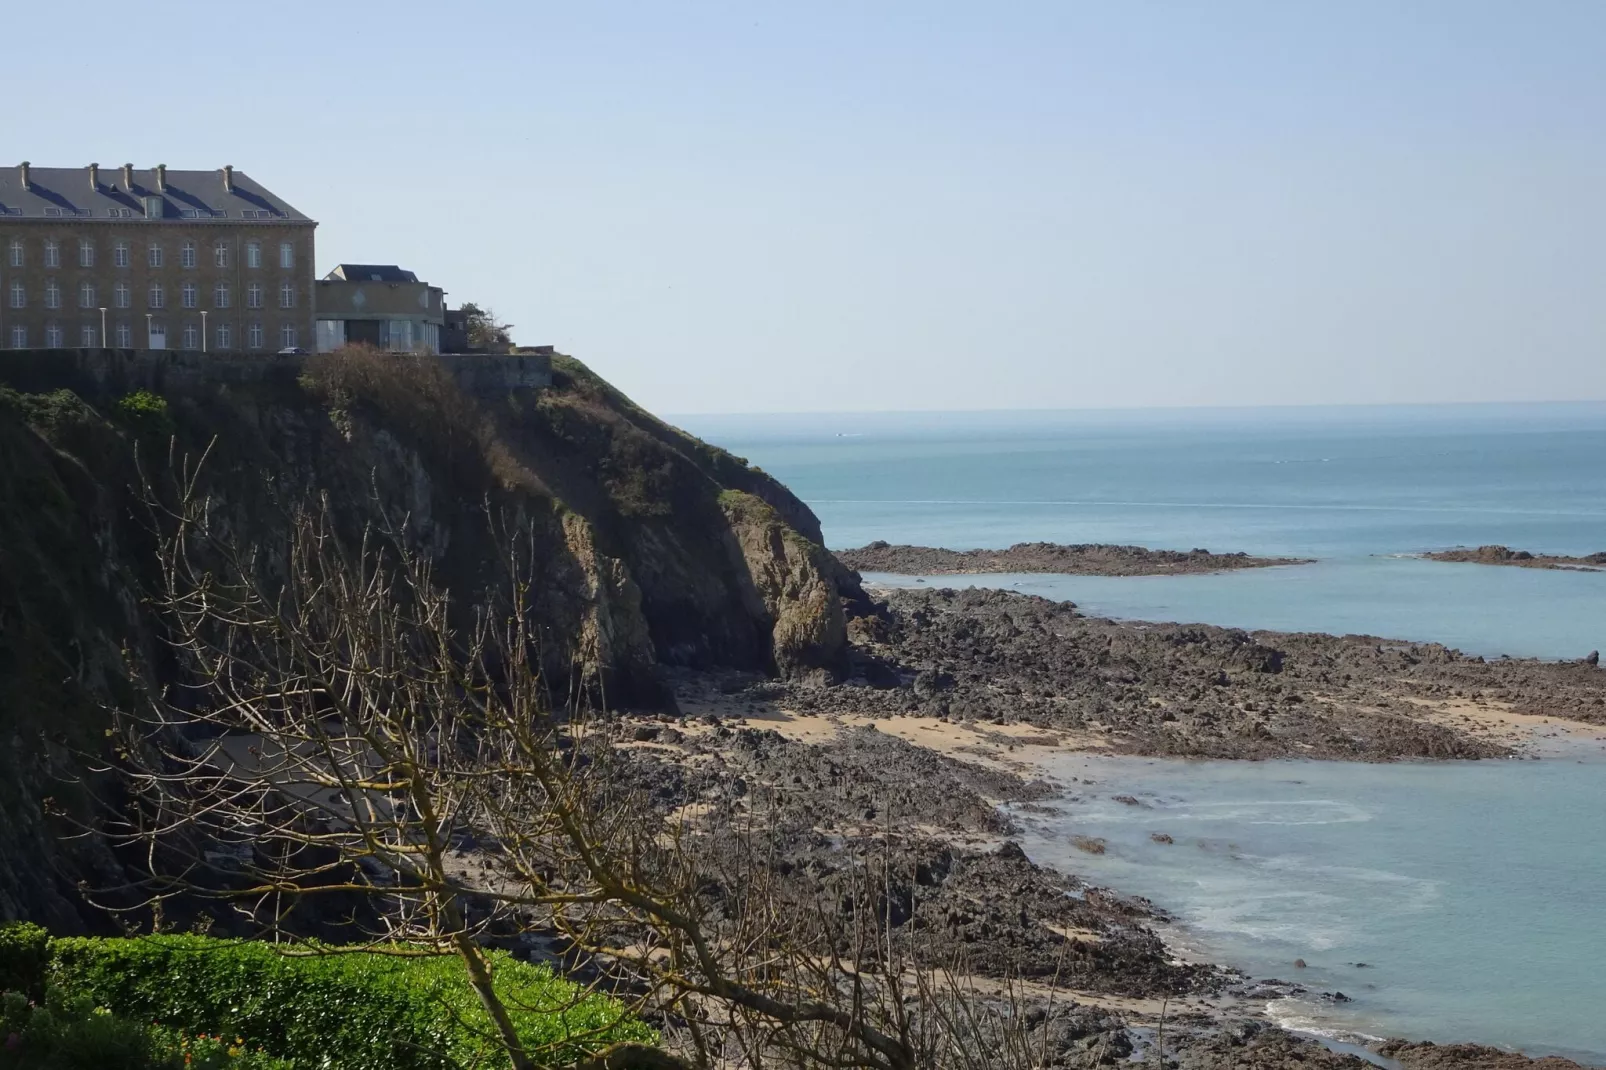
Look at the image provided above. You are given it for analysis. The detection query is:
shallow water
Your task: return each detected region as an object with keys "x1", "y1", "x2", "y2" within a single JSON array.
[
  {"x1": 678, "y1": 403, "x2": 1606, "y2": 658},
  {"x1": 1013, "y1": 751, "x2": 1606, "y2": 1064}
]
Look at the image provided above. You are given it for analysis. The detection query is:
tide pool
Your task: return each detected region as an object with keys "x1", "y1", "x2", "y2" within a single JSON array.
[{"x1": 1013, "y1": 752, "x2": 1606, "y2": 1064}]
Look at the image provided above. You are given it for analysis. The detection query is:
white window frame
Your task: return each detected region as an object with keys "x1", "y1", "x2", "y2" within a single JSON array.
[
  {"x1": 7, "y1": 240, "x2": 21, "y2": 268},
  {"x1": 115, "y1": 322, "x2": 132, "y2": 348},
  {"x1": 7, "y1": 281, "x2": 23, "y2": 309},
  {"x1": 114, "y1": 282, "x2": 131, "y2": 309},
  {"x1": 44, "y1": 279, "x2": 61, "y2": 309},
  {"x1": 45, "y1": 322, "x2": 64, "y2": 348},
  {"x1": 279, "y1": 281, "x2": 295, "y2": 308},
  {"x1": 182, "y1": 282, "x2": 198, "y2": 309},
  {"x1": 148, "y1": 244, "x2": 164, "y2": 268},
  {"x1": 247, "y1": 283, "x2": 262, "y2": 308},
  {"x1": 214, "y1": 242, "x2": 229, "y2": 268},
  {"x1": 181, "y1": 241, "x2": 197, "y2": 269},
  {"x1": 182, "y1": 323, "x2": 200, "y2": 351},
  {"x1": 44, "y1": 240, "x2": 60, "y2": 268},
  {"x1": 149, "y1": 282, "x2": 165, "y2": 309},
  {"x1": 279, "y1": 241, "x2": 294, "y2": 269},
  {"x1": 246, "y1": 240, "x2": 261, "y2": 268},
  {"x1": 214, "y1": 283, "x2": 230, "y2": 308},
  {"x1": 79, "y1": 281, "x2": 95, "y2": 309},
  {"x1": 280, "y1": 323, "x2": 297, "y2": 348},
  {"x1": 247, "y1": 321, "x2": 264, "y2": 349},
  {"x1": 80, "y1": 323, "x2": 97, "y2": 347},
  {"x1": 10, "y1": 325, "x2": 26, "y2": 348},
  {"x1": 113, "y1": 240, "x2": 129, "y2": 268},
  {"x1": 216, "y1": 322, "x2": 233, "y2": 350},
  {"x1": 78, "y1": 239, "x2": 94, "y2": 267}
]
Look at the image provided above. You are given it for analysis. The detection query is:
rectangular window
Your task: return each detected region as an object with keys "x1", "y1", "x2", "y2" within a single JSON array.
[
  {"x1": 182, "y1": 323, "x2": 199, "y2": 350},
  {"x1": 216, "y1": 322, "x2": 232, "y2": 350},
  {"x1": 144, "y1": 195, "x2": 163, "y2": 218},
  {"x1": 7, "y1": 281, "x2": 23, "y2": 309},
  {"x1": 113, "y1": 240, "x2": 129, "y2": 268},
  {"x1": 279, "y1": 242, "x2": 294, "y2": 269},
  {"x1": 44, "y1": 240, "x2": 60, "y2": 268},
  {"x1": 246, "y1": 283, "x2": 262, "y2": 308},
  {"x1": 45, "y1": 323, "x2": 64, "y2": 347},
  {"x1": 247, "y1": 321, "x2": 264, "y2": 349},
  {"x1": 148, "y1": 244, "x2": 164, "y2": 268},
  {"x1": 78, "y1": 239, "x2": 94, "y2": 267},
  {"x1": 115, "y1": 322, "x2": 132, "y2": 348},
  {"x1": 214, "y1": 243, "x2": 229, "y2": 268},
  {"x1": 279, "y1": 281, "x2": 295, "y2": 308},
  {"x1": 181, "y1": 241, "x2": 197, "y2": 269},
  {"x1": 44, "y1": 280, "x2": 61, "y2": 309},
  {"x1": 149, "y1": 283, "x2": 165, "y2": 309},
  {"x1": 80, "y1": 323, "x2": 97, "y2": 347},
  {"x1": 79, "y1": 282, "x2": 96, "y2": 308},
  {"x1": 9, "y1": 325, "x2": 26, "y2": 348},
  {"x1": 214, "y1": 283, "x2": 230, "y2": 309},
  {"x1": 182, "y1": 282, "x2": 198, "y2": 309},
  {"x1": 114, "y1": 282, "x2": 131, "y2": 309},
  {"x1": 245, "y1": 240, "x2": 261, "y2": 268},
  {"x1": 7, "y1": 240, "x2": 21, "y2": 268},
  {"x1": 280, "y1": 323, "x2": 297, "y2": 349}
]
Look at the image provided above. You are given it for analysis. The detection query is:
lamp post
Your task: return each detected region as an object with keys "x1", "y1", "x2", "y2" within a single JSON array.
[
  {"x1": 145, "y1": 313, "x2": 153, "y2": 350},
  {"x1": 98, "y1": 307, "x2": 107, "y2": 350},
  {"x1": 201, "y1": 310, "x2": 208, "y2": 354}
]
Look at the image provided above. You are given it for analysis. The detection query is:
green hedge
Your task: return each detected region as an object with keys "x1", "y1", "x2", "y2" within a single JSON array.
[
  {"x1": 0, "y1": 924, "x2": 49, "y2": 1001},
  {"x1": 43, "y1": 935, "x2": 653, "y2": 1070}
]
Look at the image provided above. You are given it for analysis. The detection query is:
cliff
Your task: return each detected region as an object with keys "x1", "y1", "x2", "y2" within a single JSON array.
[{"x1": 0, "y1": 348, "x2": 859, "y2": 927}]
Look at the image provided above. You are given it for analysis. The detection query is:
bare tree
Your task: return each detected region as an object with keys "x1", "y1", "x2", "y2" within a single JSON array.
[{"x1": 85, "y1": 456, "x2": 1090, "y2": 1070}]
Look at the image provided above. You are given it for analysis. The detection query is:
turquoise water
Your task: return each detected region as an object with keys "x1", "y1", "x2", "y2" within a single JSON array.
[
  {"x1": 678, "y1": 403, "x2": 1606, "y2": 1056},
  {"x1": 679, "y1": 403, "x2": 1606, "y2": 659},
  {"x1": 1013, "y1": 751, "x2": 1606, "y2": 1063}
]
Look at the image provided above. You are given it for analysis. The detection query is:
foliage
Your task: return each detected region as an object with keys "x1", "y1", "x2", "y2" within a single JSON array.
[
  {"x1": 113, "y1": 390, "x2": 176, "y2": 437},
  {"x1": 0, "y1": 984, "x2": 288, "y2": 1070},
  {"x1": 457, "y1": 303, "x2": 513, "y2": 351},
  {"x1": 47, "y1": 935, "x2": 652, "y2": 1070},
  {"x1": 0, "y1": 927, "x2": 49, "y2": 1003}
]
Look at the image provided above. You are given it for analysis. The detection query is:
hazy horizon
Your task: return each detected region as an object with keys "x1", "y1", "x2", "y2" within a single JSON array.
[{"x1": 12, "y1": 1, "x2": 1604, "y2": 414}]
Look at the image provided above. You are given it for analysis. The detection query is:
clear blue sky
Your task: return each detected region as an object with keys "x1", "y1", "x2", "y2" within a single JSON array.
[{"x1": 10, "y1": 1, "x2": 1603, "y2": 413}]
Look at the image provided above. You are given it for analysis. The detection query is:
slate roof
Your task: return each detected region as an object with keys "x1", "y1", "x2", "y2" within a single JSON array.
[
  {"x1": 325, "y1": 265, "x2": 420, "y2": 283},
  {"x1": 0, "y1": 164, "x2": 312, "y2": 222}
]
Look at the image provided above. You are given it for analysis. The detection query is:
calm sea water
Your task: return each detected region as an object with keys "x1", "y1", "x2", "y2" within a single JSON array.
[
  {"x1": 1014, "y1": 751, "x2": 1606, "y2": 1064},
  {"x1": 679, "y1": 403, "x2": 1606, "y2": 659},
  {"x1": 678, "y1": 403, "x2": 1606, "y2": 1058}
]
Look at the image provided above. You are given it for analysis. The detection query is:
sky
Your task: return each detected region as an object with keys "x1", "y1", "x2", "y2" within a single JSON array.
[{"x1": 7, "y1": 1, "x2": 1604, "y2": 413}]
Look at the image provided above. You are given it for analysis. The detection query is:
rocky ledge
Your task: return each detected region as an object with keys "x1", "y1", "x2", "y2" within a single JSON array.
[
  {"x1": 837, "y1": 541, "x2": 1312, "y2": 576},
  {"x1": 1422, "y1": 545, "x2": 1606, "y2": 572}
]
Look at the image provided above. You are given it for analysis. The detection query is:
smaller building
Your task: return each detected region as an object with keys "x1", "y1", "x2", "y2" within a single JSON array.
[{"x1": 314, "y1": 264, "x2": 444, "y2": 354}]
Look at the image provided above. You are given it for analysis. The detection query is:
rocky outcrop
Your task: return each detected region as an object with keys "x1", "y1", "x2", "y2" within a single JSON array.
[
  {"x1": 0, "y1": 349, "x2": 854, "y2": 926},
  {"x1": 1423, "y1": 545, "x2": 1606, "y2": 571},
  {"x1": 838, "y1": 541, "x2": 1312, "y2": 576}
]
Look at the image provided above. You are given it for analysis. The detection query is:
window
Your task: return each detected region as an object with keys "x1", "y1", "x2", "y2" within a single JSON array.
[
  {"x1": 247, "y1": 322, "x2": 264, "y2": 349},
  {"x1": 148, "y1": 244, "x2": 164, "y2": 268},
  {"x1": 115, "y1": 322, "x2": 132, "y2": 348},
  {"x1": 9, "y1": 325, "x2": 25, "y2": 348},
  {"x1": 280, "y1": 323, "x2": 297, "y2": 349},
  {"x1": 149, "y1": 282, "x2": 165, "y2": 309},
  {"x1": 44, "y1": 280, "x2": 61, "y2": 309},
  {"x1": 215, "y1": 322, "x2": 232, "y2": 350},
  {"x1": 214, "y1": 242, "x2": 229, "y2": 268},
  {"x1": 182, "y1": 323, "x2": 199, "y2": 350},
  {"x1": 78, "y1": 239, "x2": 94, "y2": 267},
  {"x1": 279, "y1": 281, "x2": 295, "y2": 308},
  {"x1": 181, "y1": 241, "x2": 197, "y2": 269},
  {"x1": 182, "y1": 282, "x2": 198, "y2": 308},
  {"x1": 45, "y1": 322, "x2": 63, "y2": 348},
  {"x1": 114, "y1": 282, "x2": 131, "y2": 309},
  {"x1": 7, "y1": 281, "x2": 22, "y2": 309},
  {"x1": 79, "y1": 282, "x2": 96, "y2": 309},
  {"x1": 246, "y1": 283, "x2": 262, "y2": 308},
  {"x1": 245, "y1": 240, "x2": 261, "y2": 268},
  {"x1": 113, "y1": 240, "x2": 129, "y2": 268},
  {"x1": 214, "y1": 283, "x2": 230, "y2": 309},
  {"x1": 279, "y1": 242, "x2": 294, "y2": 269},
  {"x1": 44, "y1": 240, "x2": 60, "y2": 268},
  {"x1": 144, "y1": 195, "x2": 163, "y2": 218},
  {"x1": 80, "y1": 323, "x2": 97, "y2": 347},
  {"x1": 7, "y1": 240, "x2": 21, "y2": 268}
]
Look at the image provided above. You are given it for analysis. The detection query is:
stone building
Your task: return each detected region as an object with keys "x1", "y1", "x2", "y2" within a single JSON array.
[
  {"x1": 314, "y1": 264, "x2": 445, "y2": 353},
  {"x1": 0, "y1": 162, "x2": 315, "y2": 352}
]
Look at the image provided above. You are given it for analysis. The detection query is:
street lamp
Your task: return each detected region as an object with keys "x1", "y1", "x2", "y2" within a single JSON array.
[
  {"x1": 201, "y1": 310, "x2": 208, "y2": 354},
  {"x1": 145, "y1": 313, "x2": 153, "y2": 350},
  {"x1": 98, "y1": 307, "x2": 107, "y2": 349}
]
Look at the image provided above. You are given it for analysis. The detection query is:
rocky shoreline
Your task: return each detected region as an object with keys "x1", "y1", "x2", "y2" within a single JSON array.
[
  {"x1": 1422, "y1": 545, "x2": 1606, "y2": 572},
  {"x1": 621, "y1": 584, "x2": 1606, "y2": 1069},
  {"x1": 837, "y1": 541, "x2": 1313, "y2": 576}
]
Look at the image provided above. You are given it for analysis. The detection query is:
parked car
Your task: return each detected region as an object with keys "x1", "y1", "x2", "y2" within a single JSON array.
[{"x1": 277, "y1": 346, "x2": 309, "y2": 355}]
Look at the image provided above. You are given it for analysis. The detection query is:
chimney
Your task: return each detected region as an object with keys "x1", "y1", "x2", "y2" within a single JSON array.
[
  {"x1": 18, "y1": 161, "x2": 29, "y2": 190},
  {"x1": 88, "y1": 162, "x2": 100, "y2": 191},
  {"x1": 122, "y1": 163, "x2": 134, "y2": 191},
  {"x1": 155, "y1": 164, "x2": 167, "y2": 192},
  {"x1": 222, "y1": 164, "x2": 234, "y2": 193}
]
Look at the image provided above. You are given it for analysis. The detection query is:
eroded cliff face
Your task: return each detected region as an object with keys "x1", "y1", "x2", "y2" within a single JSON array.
[{"x1": 0, "y1": 350, "x2": 854, "y2": 926}]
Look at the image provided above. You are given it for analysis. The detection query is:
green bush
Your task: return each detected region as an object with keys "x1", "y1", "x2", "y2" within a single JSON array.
[
  {"x1": 47, "y1": 935, "x2": 653, "y2": 1070},
  {"x1": 0, "y1": 925, "x2": 49, "y2": 1001},
  {"x1": 112, "y1": 390, "x2": 175, "y2": 436}
]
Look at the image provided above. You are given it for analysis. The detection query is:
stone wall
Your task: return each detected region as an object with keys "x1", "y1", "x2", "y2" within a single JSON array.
[{"x1": 0, "y1": 348, "x2": 553, "y2": 399}]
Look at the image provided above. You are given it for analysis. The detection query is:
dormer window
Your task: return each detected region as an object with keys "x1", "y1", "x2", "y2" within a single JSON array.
[{"x1": 143, "y1": 195, "x2": 163, "y2": 219}]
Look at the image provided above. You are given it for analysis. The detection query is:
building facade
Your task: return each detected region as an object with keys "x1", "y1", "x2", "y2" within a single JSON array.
[
  {"x1": 0, "y1": 163, "x2": 315, "y2": 352},
  {"x1": 314, "y1": 265, "x2": 445, "y2": 354}
]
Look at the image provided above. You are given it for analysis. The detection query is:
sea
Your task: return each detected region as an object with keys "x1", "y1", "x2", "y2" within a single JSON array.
[{"x1": 677, "y1": 402, "x2": 1606, "y2": 1063}]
